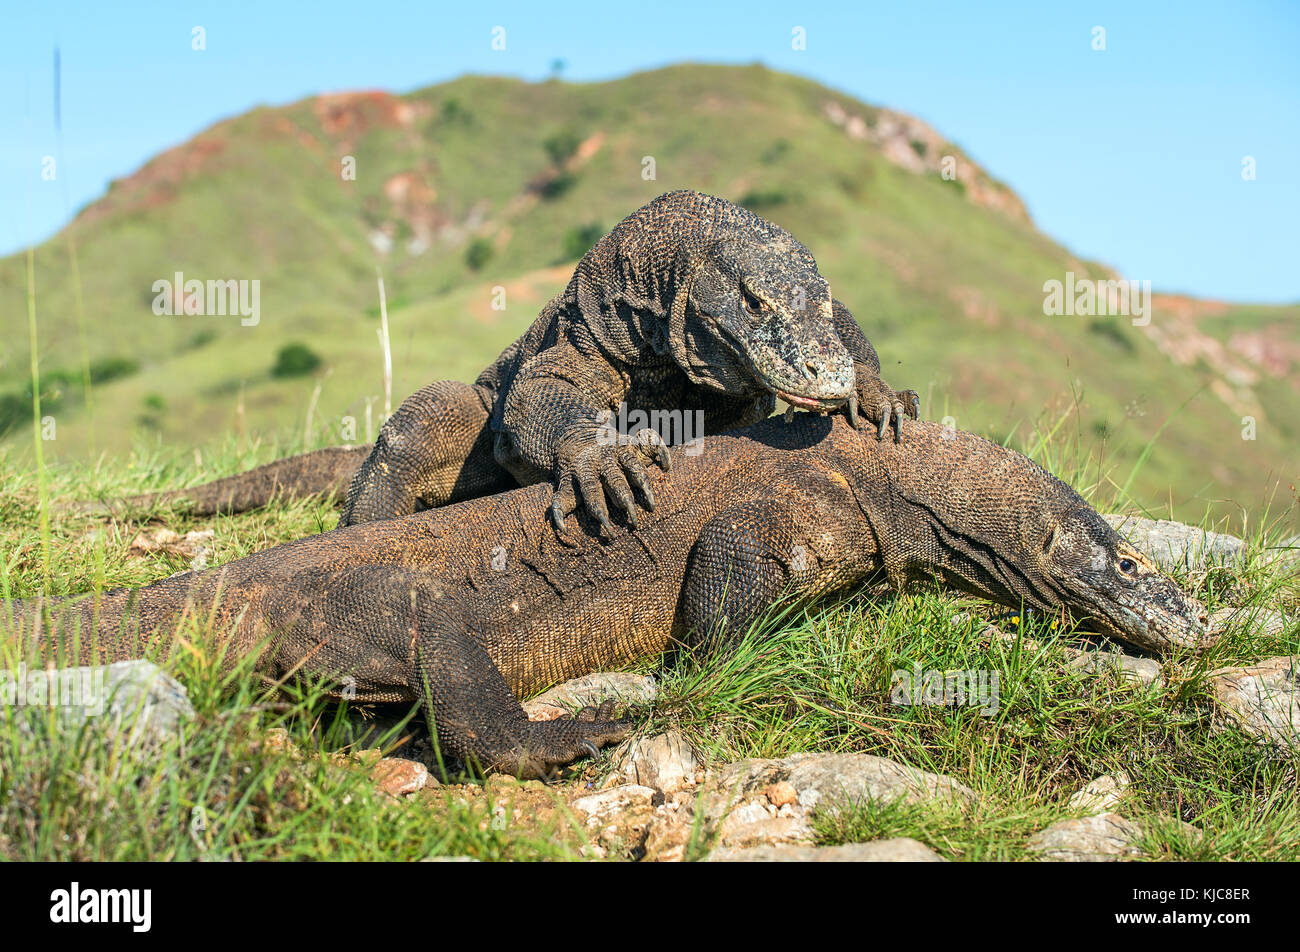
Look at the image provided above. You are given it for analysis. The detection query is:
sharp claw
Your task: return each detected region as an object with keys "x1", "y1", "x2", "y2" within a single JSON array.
[
  {"x1": 847, "y1": 391, "x2": 860, "y2": 429},
  {"x1": 577, "y1": 739, "x2": 600, "y2": 761},
  {"x1": 877, "y1": 409, "x2": 890, "y2": 441},
  {"x1": 643, "y1": 485, "x2": 656, "y2": 511},
  {"x1": 550, "y1": 499, "x2": 564, "y2": 531},
  {"x1": 626, "y1": 509, "x2": 639, "y2": 529},
  {"x1": 893, "y1": 404, "x2": 905, "y2": 442}
]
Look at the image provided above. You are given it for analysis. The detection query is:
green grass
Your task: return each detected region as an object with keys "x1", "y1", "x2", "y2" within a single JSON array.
[
  {"x1": 0, "y1": 430, "x2": 1296, "y2": 861},
  {"x1": 0, "y1": 634, "x2": 584, "y2": 861}
]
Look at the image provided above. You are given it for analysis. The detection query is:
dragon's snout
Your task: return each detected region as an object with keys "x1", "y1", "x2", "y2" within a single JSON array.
[
  {"x1": 748, "y1": 325, "x2": 855, "y2": 410},
  {"x1": 1047, "y1": 512, "x2": 1219, "y2": 657}
]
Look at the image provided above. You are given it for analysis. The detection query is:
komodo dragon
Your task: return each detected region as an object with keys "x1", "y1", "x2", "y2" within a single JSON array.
[
  {"x1": 12, "y1": 415, "x2": 1210, "y2": 778},
  {"x1": 90, "y1": 190, "x2": 917, "y2": 530}
]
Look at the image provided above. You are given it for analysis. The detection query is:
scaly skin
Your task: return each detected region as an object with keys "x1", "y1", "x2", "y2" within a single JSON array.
[
  {"x1": 99, "y1": 191, "x2": 917, "y2": 528},
  {"x1": 9, "y1": 416, "x2": 1209, "y2": 779}
]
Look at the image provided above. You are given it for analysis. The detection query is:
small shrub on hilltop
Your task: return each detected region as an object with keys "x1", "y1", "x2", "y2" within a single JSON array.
[
  {"x1": 465, "y1": 238, "x2": 494, "y2": 271},
  {"x1": 271, "y1": 343, "x2": 323, "y2": 378},
  {"x1": 543, "y1": 128, "x2": 582, "y2": 168}
]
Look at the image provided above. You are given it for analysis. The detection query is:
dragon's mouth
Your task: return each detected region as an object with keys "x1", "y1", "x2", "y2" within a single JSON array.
[
  {"x1": 1073, "y1": 587, "x2": 1213, "y2": 655},
  {"x1": 773, "y1": 387, "x2": 846, "y2": 412},
  {"x1": 718, "y1": 325, "x2": 853, "y2": 410}
]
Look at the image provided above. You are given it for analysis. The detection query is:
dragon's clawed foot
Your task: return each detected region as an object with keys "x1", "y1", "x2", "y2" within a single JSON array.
[
  {"x1": 846, "y1": 369, "x2": 920, "y2": 442},
  {"x1": 512, "y1": 704, "x2": 638, "y2": 780},
  {"x1": 549, "y1": 426, "x2": 670, "y2": 537}
]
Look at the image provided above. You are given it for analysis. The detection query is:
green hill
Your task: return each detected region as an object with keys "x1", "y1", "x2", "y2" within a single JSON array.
[{"x1": 2, "y1": 63, "x2": 1295, "y2": 530}]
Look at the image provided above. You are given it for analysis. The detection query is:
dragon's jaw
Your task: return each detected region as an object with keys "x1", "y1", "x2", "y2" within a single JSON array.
[
  {"x1": 723, "y1": 315, "x2": 856, "y2": 409},
  {"x1": 1067, "y1": 579, "x2": 1211, "y2": 654},
  {"x1": 1044, "y1": 510, "x2": 1213, "y2": 655}
]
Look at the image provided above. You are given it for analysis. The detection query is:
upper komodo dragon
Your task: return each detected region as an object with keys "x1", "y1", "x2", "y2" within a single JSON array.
[
  {"x1": 90, "y1": 190, "x2": 918, "y2": 532},
  {"x1": 12, "y1": 415, "x2": 1211, "y2": 778}
]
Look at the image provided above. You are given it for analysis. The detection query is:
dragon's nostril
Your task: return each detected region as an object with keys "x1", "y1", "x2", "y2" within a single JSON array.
[{"x1": 805, "y1": 360, "x2": 819, "y2": 377}]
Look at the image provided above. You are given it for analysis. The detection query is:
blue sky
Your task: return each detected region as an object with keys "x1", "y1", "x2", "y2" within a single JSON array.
[{"x1": 2, "y1": 0, "x2": 1297, "y2": 302}]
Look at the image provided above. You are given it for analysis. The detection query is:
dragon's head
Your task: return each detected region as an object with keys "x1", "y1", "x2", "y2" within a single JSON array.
[
  {"x1": 682, "y1": 225, "x2": 855, "y2": 410},
  {"x1": 1040, "y1": 505, "x2": 1210, "y2": 654}
]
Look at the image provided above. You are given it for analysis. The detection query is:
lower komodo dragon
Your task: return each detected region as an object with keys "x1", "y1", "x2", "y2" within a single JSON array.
[
  {"x1": 89, "y1": 190, "x2": 918, "y2": 531},
  {"x1": 11, "y1": 415, "x2": 1210, "y2": 778}
]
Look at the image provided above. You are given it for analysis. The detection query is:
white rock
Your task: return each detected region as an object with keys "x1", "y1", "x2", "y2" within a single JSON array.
[
  {"x1": 1026, "y1": 813, "x2": 1143, "y2": 862},
  {"x1": 523, "y1": 672, "x2": 656, "y2": 721},
  {"x1": 1209, "y1": 607, "x2": 1292, "y2": 639},
  {"x1": 603, "y1": 731, "x2": 697, "y2": 795},
  {"x1": 0, "y1": 659, "x2": 193, "y2": 747},
  {"x1": 1209, "y1": 656, "x2": 1300, "y2": 749},
  {"x1": 1068, "y1": 650, "x2": 1164, "y2": 688},
  {"x1": 1066, "y1": 773, "x2": 1132, "y2": 815},
  {"x1": 571, "y1": 784, "x2": 658, "y2": 823},
  {"x1": 697, "y1": 752, "x2": 973, "y2": 850}
]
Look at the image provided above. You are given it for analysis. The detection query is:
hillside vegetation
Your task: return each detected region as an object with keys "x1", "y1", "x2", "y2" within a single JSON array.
[{"x1": 1, "y1": 64, "x2": 1295, "y2": 531}]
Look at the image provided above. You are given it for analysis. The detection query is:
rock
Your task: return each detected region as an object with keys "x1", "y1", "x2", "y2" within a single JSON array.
[
  {"x1": 1066, "y1": 773, "x2": 1131, "y2": 815},
  {"x1": 1068, "y1": 650, "x2": 1164, "y2": 688},
  {"x1": 969, "y1": 610, "x2": 1165, "y2": 689},
  {"x1": 571, "y1": 784, "x2": 659, "y2": 823},
  {"x1": 603, "y1": 731, "x2": 698, "y2": 795},
  {"x1": 572, "y1": 784, "x2": 661, "y2": 856},
  {"x1": 1026, "y1": 813, "x2": 1144, "y2": 862},
  {"x1": 1208, "y1": 656, "x2": 1300, "y2": 749},
  {"x1": 522, "y1": 673, "x2": 656, "y2": 722},
  {"x1": 0, "y1": 659, "x2": 194, "y2": 747},
  {"x1": 691, "y1": 752, "x2": 973, "y2": 852},
  {"x1": 765, "y1": 781, "x2": 799, "y2": 808},
  {"x1": 370, "y1": 757, "x2": 430, "y2": 797},
  {"x1": 129, "y1": 527, "x2": 215, "y2": 569},
  {"x1": 708, "y1": 837, "x2": 945, "y2": 862},
  {"x1": 720, "y1": 752, "x2": 975, "y2": 810},
  {"x1": 705, "y1": 796, "x2": 814, "y2": 848},
  {"x1": 1102, "y1": 515, "x2": 1244, "y2": 573},
  {"x1": 1209, "y1": 607, "x2": 1292, "y2": 639}
]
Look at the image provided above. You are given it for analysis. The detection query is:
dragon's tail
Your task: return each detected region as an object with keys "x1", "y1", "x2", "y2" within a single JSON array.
[
  {"x1": 2, "y1": 570, "x2": 216, "y2": 667},
  {"x1": 68, "y1": 444, "x2": 372, "y2": 518}
]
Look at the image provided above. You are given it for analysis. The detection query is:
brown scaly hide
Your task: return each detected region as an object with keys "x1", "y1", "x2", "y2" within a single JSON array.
[{"x1": 11, "y1": 415, "x2": 1206, "y2": 778}]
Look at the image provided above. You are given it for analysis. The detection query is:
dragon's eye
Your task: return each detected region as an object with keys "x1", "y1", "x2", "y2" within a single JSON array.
[
  {"x1": 1118, "y1": 558, "x2": 1136, "y2": 575},
  {"x1": 741, "y1": 287, "x2": 762, "y2": 315}
]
